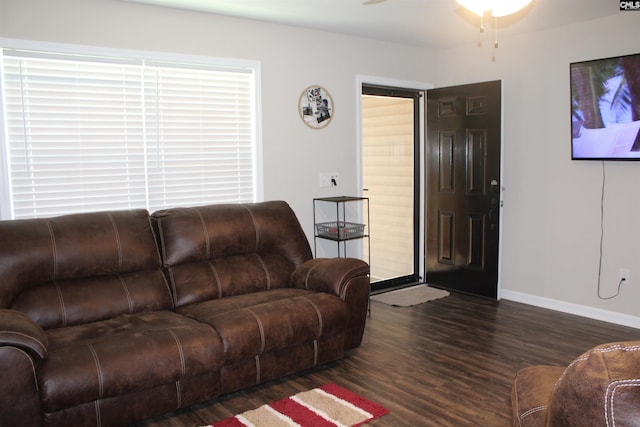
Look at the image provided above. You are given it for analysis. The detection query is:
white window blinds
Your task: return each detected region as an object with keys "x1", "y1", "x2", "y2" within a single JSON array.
[{"x1": 0, "y1": 46, "x2": 258, "y2": 219}]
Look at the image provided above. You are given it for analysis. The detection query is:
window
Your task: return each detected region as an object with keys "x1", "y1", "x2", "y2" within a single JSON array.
[{"x1": 0, "y1": 41, "x2": 260, "y2": 219}]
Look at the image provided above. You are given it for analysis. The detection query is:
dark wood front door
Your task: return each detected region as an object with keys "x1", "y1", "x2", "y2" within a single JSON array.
[{"x1": 425, "y1": 80, "x2": 501, "y2": 299}]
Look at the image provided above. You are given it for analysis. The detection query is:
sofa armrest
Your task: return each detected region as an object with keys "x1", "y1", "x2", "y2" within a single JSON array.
[
  {"x1": 290, "y1": 258, "x2": 369, "y2": 350},
  {"x1": 0, "y1": 309, "x2": 46, "y2": 426},
  {"x1": 511, "y1": 365, "x2": 565, "y2": 427},
  {"x1": 290, "y1": 257, "x2": 369, "y2": 297},
  {"x1": 0, "y1": 309, "x2": 48, "y2": 360}
]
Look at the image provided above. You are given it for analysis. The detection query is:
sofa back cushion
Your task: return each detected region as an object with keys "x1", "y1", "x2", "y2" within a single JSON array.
[
  {"x1": 0, "y1": 210, "x2": 172, "y2": 329},
  {"x1": 152, "y1": 201, "x2": 313, "y2": 307}
]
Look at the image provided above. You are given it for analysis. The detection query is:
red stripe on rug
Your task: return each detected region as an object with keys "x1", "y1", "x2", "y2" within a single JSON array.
[
  {"x1": 270, "y1": 397, "x2": 337, "y2": 426},
  {"x1": 320, "y1": 383, "x2": 390, "y2": 419}
]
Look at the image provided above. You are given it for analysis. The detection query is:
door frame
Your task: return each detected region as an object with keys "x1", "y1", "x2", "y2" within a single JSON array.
[
  {"x1": 357, "y1": 76, "x2": 504, "y2": 299},
  {"x1": 356, "y1": 75, "x2": 433, "y2": 285}
]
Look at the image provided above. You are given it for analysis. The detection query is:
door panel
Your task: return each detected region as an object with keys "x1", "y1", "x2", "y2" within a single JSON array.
[
  {"x1": 467, "y1": 129, "x2": 487, "y2": 194},
  {"x1": 438, "y1": 210, "x2": 454, "y2": 264},
  {"x1": 439, "y1": 132, "x2": 455, "y2": 192},
  {"x1": 426, "y1": 81, "x2": 501, "y2": 299}
]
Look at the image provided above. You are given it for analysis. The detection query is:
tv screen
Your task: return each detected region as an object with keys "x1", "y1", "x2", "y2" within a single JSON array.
[{"x1": 571, "y1": 52, "x2": 640, "y2": 160}]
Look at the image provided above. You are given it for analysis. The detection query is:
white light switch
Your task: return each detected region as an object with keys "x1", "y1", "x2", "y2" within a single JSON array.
[{"x1": 319, "y1": 172, "x2": 339, "y2": 188}]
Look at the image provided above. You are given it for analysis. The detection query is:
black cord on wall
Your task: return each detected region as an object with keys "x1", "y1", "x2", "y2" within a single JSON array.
[{"x1": 597, "y1": 160, "x2": 625, "y2": 300}]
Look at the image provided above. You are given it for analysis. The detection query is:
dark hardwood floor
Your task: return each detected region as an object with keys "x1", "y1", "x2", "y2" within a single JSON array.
[{"x1": 132, "y1": 292, "x2": 640, "y2": 427}]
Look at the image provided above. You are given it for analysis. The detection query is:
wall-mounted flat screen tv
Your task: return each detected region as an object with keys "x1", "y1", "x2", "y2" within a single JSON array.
[{"x1": 571, "y1": 52, "x2": 640, "y2": 160}]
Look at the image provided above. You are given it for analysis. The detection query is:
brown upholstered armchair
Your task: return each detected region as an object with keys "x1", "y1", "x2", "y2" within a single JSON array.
[{"x1": 511, "y1": 341, "x2": 640, "y2": 426}]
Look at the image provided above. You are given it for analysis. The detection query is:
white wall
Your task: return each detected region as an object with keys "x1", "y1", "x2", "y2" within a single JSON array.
[
  {"x1": 436, "y1": 13, "x2": 640, "y2": 325},
  {"x1": 2, "y1": 0, "x2": 639, "y2": 326},
  {"x1": 0, "y1": 0, "x2": 437, "y2": 248}
]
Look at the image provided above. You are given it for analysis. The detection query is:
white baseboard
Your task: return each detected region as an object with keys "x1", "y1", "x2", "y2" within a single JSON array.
[{"x1": 500, "y1": 289, "x2": 640, "y2": 330}]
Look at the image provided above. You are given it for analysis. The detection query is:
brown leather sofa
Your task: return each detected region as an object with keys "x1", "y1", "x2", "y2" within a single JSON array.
[
  {"x1": 511, "y1": 341, "x2": 640, "y2": 426},
  {"x1": 0, "y1": 201, "x2": 370, "y2": 427}
]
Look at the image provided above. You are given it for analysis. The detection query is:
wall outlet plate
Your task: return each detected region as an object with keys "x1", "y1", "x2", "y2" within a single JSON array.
[{"x1": 619, "y1": 268, "x2": 630, "y2": 285}]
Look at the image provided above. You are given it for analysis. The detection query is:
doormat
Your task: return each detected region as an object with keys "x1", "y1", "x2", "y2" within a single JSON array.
[
  {"x1": 205, "y1": 383, "x2": 389, "y2": 427},
  {"x1": 371, "y1": 284, "x2": 450, "y2": 307}
]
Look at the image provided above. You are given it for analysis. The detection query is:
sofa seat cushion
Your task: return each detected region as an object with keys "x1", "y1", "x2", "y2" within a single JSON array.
[
  {"x1": 176, "y1": 288, "x2": 347, "y2": 361},
  {"x1": 39, "y1": 311, "x2": 223, "y2": 413}
]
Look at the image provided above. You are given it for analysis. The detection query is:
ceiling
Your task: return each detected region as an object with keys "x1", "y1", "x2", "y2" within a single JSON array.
[{"x1": 122, "y1": 0, "x2": 619, "y2": 50}]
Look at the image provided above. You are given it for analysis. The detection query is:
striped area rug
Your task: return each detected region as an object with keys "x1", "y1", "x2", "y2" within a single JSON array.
[{"x1": 207, "y1": 383, "x2": 389, "y2": 427}]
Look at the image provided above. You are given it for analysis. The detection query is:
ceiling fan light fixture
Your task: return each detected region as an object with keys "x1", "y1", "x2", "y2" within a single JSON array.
[
  {"x1": 456, "y1": 0, "x2": 532, "y2": 17},
  {"x1": 456, "y1": 0, "x2": 533, "y2": 49},
  {"x1": 456, "y1": 0, "x2": 487, "y2": 16},
  {"x1": 490, "y1": 0, "x2": 533, "y2": 16}
]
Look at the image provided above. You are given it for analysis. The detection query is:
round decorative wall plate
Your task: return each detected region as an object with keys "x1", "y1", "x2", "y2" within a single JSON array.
[{"x1": 299, "y1": 85, "x2": 333, "y2": 129}]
